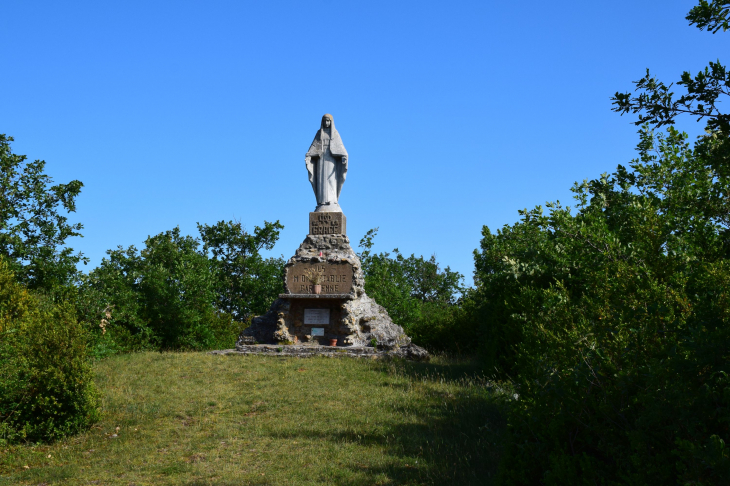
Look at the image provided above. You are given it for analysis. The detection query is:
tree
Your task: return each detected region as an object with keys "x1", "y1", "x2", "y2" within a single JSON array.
[
  {"x1": 83, "y1": 228, "x2": 220, "y2": 350},
  {"x1": 477, "y1": 126, "x2": 730, "y2": 486},
  {"x1": 612, "y1": 1, "x2": 730, "y2": 136},
  {"x1": 482, "y1": 2, "x2": 730, "y2": 483},
  {"x1": 688, "y1": 0, "x2": 730, "y2": 33},
  {"x1": 80, "y1": 221, "x2": 285, "y2": 353},
  {"x1": 77, "y1": 243, "x2": 153, "y2": 354},
  {"x1": 359, "y1": 228, "x2": 463, "y2": 305},
  {"x1": 0, "y1": 135, "x2": 87, "y2": 291},
  {"x1": 139, "y1": 228, "x2": 220, "y2": 349},
  {"x1": 198, "y1": 219, "x2": 284, "y2": 320},
  {"x1": 358, "y1": 228, "x2": 467, "y2": 350}
]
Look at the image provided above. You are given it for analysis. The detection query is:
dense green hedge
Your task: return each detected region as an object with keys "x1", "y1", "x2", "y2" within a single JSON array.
[{"x1": 0, "y1": 258, "x2": 99, "y2": 444}]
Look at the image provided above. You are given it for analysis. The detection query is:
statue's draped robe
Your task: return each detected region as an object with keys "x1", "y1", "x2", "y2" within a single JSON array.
[{"x1": 305, "y1": 123, "x2": 348, "y2": 207}]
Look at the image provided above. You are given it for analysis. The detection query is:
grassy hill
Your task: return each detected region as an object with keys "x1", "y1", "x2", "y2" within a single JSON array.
[{"x1": 0, "y1": 352, "x2": 502, "y2": 485}]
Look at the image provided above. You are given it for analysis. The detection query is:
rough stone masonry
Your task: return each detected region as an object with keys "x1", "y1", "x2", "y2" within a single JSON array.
[{"x1": 236, "y1": 114, "x2": 428, "y2": 361}]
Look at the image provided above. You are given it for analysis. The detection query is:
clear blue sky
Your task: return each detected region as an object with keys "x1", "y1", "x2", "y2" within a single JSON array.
[{"x1": 2, "y1": 1, "x2": 725, "y2": 285}]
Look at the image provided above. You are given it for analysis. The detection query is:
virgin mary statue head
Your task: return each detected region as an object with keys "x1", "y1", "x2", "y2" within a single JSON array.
[{"x1": 321, "y1": 114, "x2": 334, "y2": 130}]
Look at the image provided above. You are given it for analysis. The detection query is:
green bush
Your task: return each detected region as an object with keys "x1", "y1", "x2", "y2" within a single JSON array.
[
  {"x1": 0, "y1": 258, "x2": 99, "y2": 443},
  {"x1": 472, "y1": 128, "x2": 730, "y2": 485},
  {"x1": 80, "y1": 228, "x2": 221, "y2": 352},
  {"x1": 76, "y1": 245, "x2": 156, "y2": 356},
  {"x1": 79, "y1": 222, "x2": 280, "y2": 354},
  {"x1": 358, "y1": 228, "x2": 473, "y2": 352},
  {"x1": 482, "y1": 5, "x2": 730, "y2": 479}
]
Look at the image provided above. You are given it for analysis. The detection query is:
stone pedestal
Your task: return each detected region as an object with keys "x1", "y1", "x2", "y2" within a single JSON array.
[{"x1": 236, "y1": 217, "x2": 427, "y2": 359}]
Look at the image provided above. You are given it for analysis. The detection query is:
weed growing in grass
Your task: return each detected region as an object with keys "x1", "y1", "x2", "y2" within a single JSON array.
[{"x1": 0, "y1": 352, "x2": 504, "y2": 485}]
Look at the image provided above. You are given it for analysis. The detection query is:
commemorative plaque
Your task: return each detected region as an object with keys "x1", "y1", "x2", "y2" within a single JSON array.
[
  {"x1": 304, "y1": 309, "x2": 330, "y2": 325},
  {"x1": 286, "y1": 261, "x2": 354, "y2": 294}
]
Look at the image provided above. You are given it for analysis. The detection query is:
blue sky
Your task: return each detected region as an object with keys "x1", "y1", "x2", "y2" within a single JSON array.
[{"x1": 2, "y1": 0, "x2": 725, "y2": 285}]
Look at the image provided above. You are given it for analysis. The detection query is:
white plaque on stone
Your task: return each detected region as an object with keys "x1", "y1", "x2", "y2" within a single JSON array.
[
  {"x1": 310, "y1": 327, "x2": 325, "y2": 336},
  {"x1": 304, "y1": 309, "x2": 330, "y2": 325}
]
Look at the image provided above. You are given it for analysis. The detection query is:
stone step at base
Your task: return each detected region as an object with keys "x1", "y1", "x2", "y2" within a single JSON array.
[{"x1": 209, "y1": 343, "x2": 429, "y2": 361}]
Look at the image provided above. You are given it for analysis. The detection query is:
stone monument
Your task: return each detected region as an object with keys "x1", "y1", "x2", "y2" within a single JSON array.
[{"x1": 236, "y1": 114, "x2": 428, "y2": 360}]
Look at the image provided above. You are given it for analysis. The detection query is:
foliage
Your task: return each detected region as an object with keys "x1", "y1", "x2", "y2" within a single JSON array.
[
  {"x1": 198, "y1": 219, "x2": 284, "y2": 320},
  {"x1": 687, "y1": 0, "x2": 730, "y2": 34},
  {"x1": 471, "y1": 5, "x2": 730, "y2": 483},
  {"x1": 0, "y1": 258, "x2": 98, "y2": 444},
  {"x1": 475, "y1": 126, "x2": 730, "y2": 485},
  {"x1": 80, "y1": 222, "x2": 283, "y2": 354},
  {"x1": 81, "y1": 228, "x2": 220, "y2": 352},
  {"x1": 139, "y1": 228, "x2": 222, "y2": 349},
  {"x1": 0, "y1": 134, "x2": 87, "y2": 292},
  {"x1": 358, "y1": 228, "x2": 472, "y2": 351},
  {"x1": 76, "y1": 245, "x2": 154, "y2": 357},
  {"x1": 612, "y1": 1, "x2": 730, "y2": 135}
]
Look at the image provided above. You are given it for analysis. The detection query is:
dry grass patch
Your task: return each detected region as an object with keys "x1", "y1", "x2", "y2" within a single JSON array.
[{"x1": 0, "y1": 352, "x2": 503, "y2": 485}]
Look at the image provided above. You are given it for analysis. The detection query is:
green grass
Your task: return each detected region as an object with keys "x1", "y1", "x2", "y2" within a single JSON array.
[{"x1": 0, "y1": 352, "x2": 504, "y2": 485}]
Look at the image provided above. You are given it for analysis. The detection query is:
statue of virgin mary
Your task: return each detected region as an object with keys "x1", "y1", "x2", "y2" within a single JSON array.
[{"x1": 305, "y1": 114, "x2": 348, "y2": 212}]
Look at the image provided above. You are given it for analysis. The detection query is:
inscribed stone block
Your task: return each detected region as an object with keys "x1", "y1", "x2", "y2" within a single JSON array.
[{"x1": 309, "y1": 212, "x2": 346, "y2": 235}]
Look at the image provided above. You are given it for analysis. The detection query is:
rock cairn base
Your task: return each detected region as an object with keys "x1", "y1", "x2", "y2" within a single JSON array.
[{"x1": 236, "y1": 233, "x2": 429, "y2": 361}]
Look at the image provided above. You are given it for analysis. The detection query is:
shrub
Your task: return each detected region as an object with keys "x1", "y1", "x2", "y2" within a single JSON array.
[
  {"x1": 79, "y1": 223, "x2": 280, "y2": 353},
  {"x1": 80, "y1": 228, "x2": 220, "y2": 351},
  {"x1": 473, "y1": 128, "x2": 730, "y2": 485},
  {"x1": 76, "y1": 245, "x2": 156, "y2": 356},
  {"x1": 0, "y1": 258, "x2": 99, "y2": 443},
  {"x1": 358, "y1": 228, "x2": 473, "y2": 352}
]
